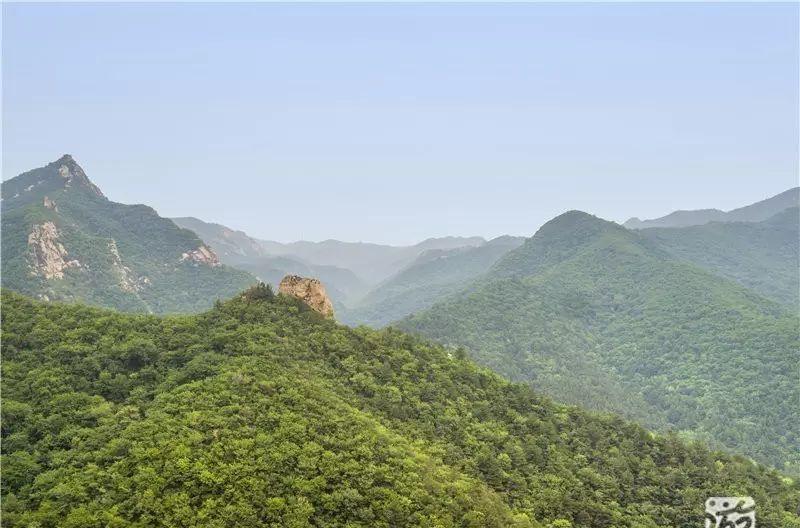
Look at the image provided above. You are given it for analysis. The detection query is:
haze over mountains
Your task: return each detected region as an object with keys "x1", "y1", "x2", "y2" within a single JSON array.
[
  {"x1": 2, "y1": 156, "x2": 799, "y2": 483},
  {"x1": 624, "y1": 187, "x2": 799, "y2": 229},
  {"x1": 172, "y1": 216, "x2": 488, "y2": 308},
  {"x1": 340, "y1": 236, "x2": 526, "y2": 327}
]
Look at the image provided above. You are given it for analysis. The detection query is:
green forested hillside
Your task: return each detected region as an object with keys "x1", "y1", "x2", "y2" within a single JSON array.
[
  {"x1": 400, "y1": 211, "x2": 800, "y2": 474},
  {"x1": 1, "y1": 156, "x2": 255, "y2": 313},
  {"x1": 3, "y1": 289, "x2": 799, "y2": 527},
  {"x1": 344, "y1": 236, "x2": 524, "y2": 327},
  {"x1": 638, "y1": 208, "x2": 799, "y2": 306}
]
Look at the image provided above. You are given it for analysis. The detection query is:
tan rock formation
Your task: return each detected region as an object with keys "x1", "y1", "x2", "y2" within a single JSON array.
[
  {"x1": 180, "y1": 245, "x2": 221, "y2": 267},
  {"x1": 27, "y1": 222, "x2": 80, "y2": 279},
  {"x1": 278, "y1": 275, "x2": 335, "y2": 318},
  {"x1": 43, "y1": 196, "x2": 58, "y2": 211}
]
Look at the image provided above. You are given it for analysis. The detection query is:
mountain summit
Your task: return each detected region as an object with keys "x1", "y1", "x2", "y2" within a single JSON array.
[
  {"x1": 1, "y1": 156, "x2": 255, "y2": 313},
  {"x1": 1, "y1": 154, "x2": 105, "y2": 207}
]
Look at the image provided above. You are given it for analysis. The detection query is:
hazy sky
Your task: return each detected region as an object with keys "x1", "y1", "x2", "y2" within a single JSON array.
[{"x1": 3, "y1": 3, "x2": 798, "y2": 245}]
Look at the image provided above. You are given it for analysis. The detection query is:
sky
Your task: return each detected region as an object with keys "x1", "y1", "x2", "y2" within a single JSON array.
[{"x1": 2, "y1": 3, "x2": 798, "y2": 245}]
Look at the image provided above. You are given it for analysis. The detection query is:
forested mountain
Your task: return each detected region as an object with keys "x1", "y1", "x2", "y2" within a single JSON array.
[
  {"x1": 1, "y1": 156, "x2": 255, "y2": 314},
  {"x1": 624, "y1": 187, "x2": 798, "y2": 229},
  {"x1": 343, "y1": 236, "x2": 525, "y2": 327},
  {"x1": 259, "y1": 236, "x2": 486, "y2": 284},
  {"x1": 3, "y1": 289, "x2": 799, "y2": 527},
  {"x1": 639, "y1": 207, "x2": 799, "y2": 306},
  {"x1": 400, "y1": 211, "x2": 800, "y2": 474},
  {"x1": 172, "y1": 216, "x2": 368, "y2": 306}
]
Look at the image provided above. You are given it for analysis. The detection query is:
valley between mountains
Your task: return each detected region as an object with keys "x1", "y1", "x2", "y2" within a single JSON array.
[{"x1": 2, "y1": 156, "x2": 799, "y2": 527}]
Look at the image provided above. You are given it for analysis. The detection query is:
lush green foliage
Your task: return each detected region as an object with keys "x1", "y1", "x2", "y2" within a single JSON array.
[
  {"x1": 639, "y1": 208, "x2": 799, "y2": 307},
  {"x1": 1, "y1": 157, "x2": 255, "y2": 314},
  {"x1": 343, "y1": 236, "x2": 524, "y2": 327},
  {"x1": 3, "y1": 290, "x2": 799, "y2": 527},
  {"x1": 401, "y1": 211, "x2": 800, "y2": 474}
]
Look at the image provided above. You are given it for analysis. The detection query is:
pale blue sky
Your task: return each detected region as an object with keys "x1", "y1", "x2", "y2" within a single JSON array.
[{"x1": 3, "y1": 3, "x2": 798, "y2": 244}]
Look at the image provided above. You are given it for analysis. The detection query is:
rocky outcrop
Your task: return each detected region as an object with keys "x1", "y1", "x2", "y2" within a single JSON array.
[
  {"x1": 27, "y1": 222, "x2": 80, "y2": 279},
  {"x1": 43, "y1": 196, "x2": 58, "y2": 211},
  {"x1": 180, "y1": 245, "x2": 221, "y2": 267},
  {"x1": 107, "y1": 239, "x2": 148, "y2": 292},
  {"x1": 278, "y1": 275, "x2": 335, "y2": 318},
  {"x1": 57, "y1": 155, "x2": 105, "y2": 198}
]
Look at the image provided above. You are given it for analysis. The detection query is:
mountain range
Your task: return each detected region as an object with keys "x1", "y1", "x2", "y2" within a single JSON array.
[
  {"x1": 2, "y1": 154, "x2": 798, "y2": 507},
  {"x1": 400, "y1": 209, "x2": 799, "y2": 473},
  {"x1": 171, "y1": 215, "x2": 489, "y2": 308},
  {"x1": 624, "y1": 187, "x2": 799, "y2": 229}
]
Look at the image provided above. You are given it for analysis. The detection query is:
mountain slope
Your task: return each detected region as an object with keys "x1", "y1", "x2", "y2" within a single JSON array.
[
  {"x1": 400, "y1": 211, "x2": 800, "y2": 473},
  {"x1": 344, "y1": 236, "x2": 525, "y2": 327},
  {"x1": 1, "y1": 156, "x2": 255, "y2": 313},
  {"x1": 624, "y1": 187, "x2": 799, "y2": 229},
  {"x1": 2, "y1": 289, "x2": 799, "y2": 527},
  {"x1": 171, "y1": 216, "x2": 268, "y2": 260},
  {"x1": 171, "y1": 216, "x2": 368, "y2": 305},
  {"x1": 639, "y1": 208, "x2": 799, "y2": 306}
]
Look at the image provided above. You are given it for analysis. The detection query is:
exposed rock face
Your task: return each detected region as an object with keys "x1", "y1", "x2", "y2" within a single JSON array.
[
  {"x1": 180, "y1": 245, "x2": 221, "y2": 267},
  {"x1": 107, "y1": 239, "x2": 146, "y2": 292},
  {"x1": 279, "y1": 275, "x2": 335, "y2": 318},
  {"x1": 43, "y1": 196, "x2": 58, "y2": 211},
  {"x1": 57, "y1": 155, "x2": 105, "y2": 198},
  {"x1": 27, "y1": 222, "x2": 80, "y2": 279}
]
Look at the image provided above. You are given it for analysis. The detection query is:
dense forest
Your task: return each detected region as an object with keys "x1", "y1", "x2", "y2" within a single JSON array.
[
  {"x1": 400, "y1": 211, "x2": 800, "y2": 475},
  {"x1": 2, "y1": 288, "x2": 799, "y2": 527}
]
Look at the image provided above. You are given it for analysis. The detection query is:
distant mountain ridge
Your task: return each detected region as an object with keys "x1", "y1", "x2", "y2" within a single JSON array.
[
  {"x1": 400, "y1": 209, "x2": 800, "y2": 473},
  {"x1": 1, "y1": 155, "x2": 255, "y2": 313},
  {"x1": 624, "y1": 187, "x2": 799, "y2": 229},
  {"x1": 171, "y1": 216, "x2": 267, "y2": 260},
  {"x1": 639, "y1": 207, "x2": 799, "y2": 306},
  {"x1": 258, "y1": 236, "x2": 487, "y2": 284},
  {"x1": 171, "y1": 216, "x2": 368, "y2": 307},
  {"x1": 343, "y1": 235, "x2": 525, "y2": 327},
  {"x1": 171, "y1": 216, "x2": 488, "y2": 303}
]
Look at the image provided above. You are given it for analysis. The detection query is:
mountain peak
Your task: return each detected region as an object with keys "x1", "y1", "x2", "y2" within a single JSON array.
[
  {"x1": 46, "y1": 154, "x2": 105, "y2": 198},
  {"x1": 537, "y1": 210, "x2": 622, "y2": 238},
  {"x1": 490, "y1": 210, "x2": 629, "y2": 278}
]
